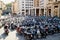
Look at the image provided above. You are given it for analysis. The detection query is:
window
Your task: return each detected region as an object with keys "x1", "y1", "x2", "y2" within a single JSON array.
[
  {"x1": 22, "y1": 9, "x2": 24, "y2": 11},
  {"x1": 22, "y1": 2, "x2": 24, "y2": 3},
  {"x1": 49, "y1": 0, "x2": 52, "y2": 1},
  {"x1": 22, "y1": 4, "x2": 24, "y2": 6},
  {"x1": 55, "y1": 0, "x2": 57, "y2": 2},
  {"x1": 25, "y1": 4, "x2": 29, "y2": 6},
  {"x1": 0, "y1": 8, "x2": 2, "y2": 10},
  {"x1": 54, "y1": 6, "x2": 58, "y2": 8},
  {"x1": 22, "y1": 7, "x2": 24, "y2": 8}
]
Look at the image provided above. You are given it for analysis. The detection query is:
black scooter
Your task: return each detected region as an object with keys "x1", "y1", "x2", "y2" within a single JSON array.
[{"x1": 4, "y1": 25, "x2": 9, "y2": 35}]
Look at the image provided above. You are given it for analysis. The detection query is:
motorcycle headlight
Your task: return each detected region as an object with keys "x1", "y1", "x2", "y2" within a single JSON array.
[{"x1": 31, "y1": 35, "x2": 32, "y2": 37}]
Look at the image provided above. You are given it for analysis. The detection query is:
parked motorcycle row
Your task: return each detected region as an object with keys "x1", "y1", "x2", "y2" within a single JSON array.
[
  {"x1": 1, "y1": 15, "x2": 60, "y2": 40},
  {"x1": 16, "y1": 16, "x2": 60, "y2": 40}
]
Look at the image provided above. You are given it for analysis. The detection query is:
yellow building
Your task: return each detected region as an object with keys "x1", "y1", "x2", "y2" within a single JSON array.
[
  {"x1": 12, "y1": 0, "x2": 19, "y2": 14},
  {"x1": 47, "y1": 0, "x2": 60, "y2": 17},
  {"x1": 0, "y1": 1, "x2": 7, "y2": 16},
  {"x1": 34, "y1": 0, "x2": 40, "y2": 16}
]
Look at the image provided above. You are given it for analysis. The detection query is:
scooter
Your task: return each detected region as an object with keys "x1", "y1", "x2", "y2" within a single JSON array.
[
  {"x1": 4, "y1": 29, "x2": 9, "y2": 35},
  {"x1": 16, "y1": 27, "x2": 23, "y2": 34}
]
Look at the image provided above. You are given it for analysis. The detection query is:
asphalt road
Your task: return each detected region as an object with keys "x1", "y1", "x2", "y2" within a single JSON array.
[{"x1": 0, "y1": 27, "x2": 60, "y2": 40}]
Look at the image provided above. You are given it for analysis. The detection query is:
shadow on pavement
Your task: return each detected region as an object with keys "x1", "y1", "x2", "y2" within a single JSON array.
[
  {"x1": 16, "y1": 33, "x2": 25, "y2": 40},
  {"x1": 9, "y1": 29, "x2": 14, "y2": 32},
  {"x1": 1, "y1": 33, "x2": 8, "y2": 39}
]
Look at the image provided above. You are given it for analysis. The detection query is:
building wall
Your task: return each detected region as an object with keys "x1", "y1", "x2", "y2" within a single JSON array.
[
  {"x1": 12, "y1": 1, "x2": 19, "y2": 14},
  {"x1": 34, "y1": 0, "x2": 39, "y2": 7},
  {"x1": 16, "y1": 0, "x2": 49, "y2": 16},
  {"x1": 47, "y1": 0, "x2": 60, "y2": 17},
  {"x1": 17, "y1": 0, "x2": 34, "y2": 16},
  {"x1": 15, "y1": 0, "x2": 60, "y2": 17},
  {"x1": 15, "y1": 0, "x2": 42, "y2": 16},
  {"x1": 0, "y1": 1, "x2": 6, "y2": 16},
  {"x1": 58, "y1": 3, "x2": 60, "y2": 17},
  {"x1": 39, "y1": 0, "x2": 48, "y2": 16}
]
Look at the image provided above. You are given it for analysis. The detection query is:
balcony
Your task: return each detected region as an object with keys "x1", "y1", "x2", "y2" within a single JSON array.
[
  {"x1": 57, "y1": 0, "x2": 60, "y2": 1},
  {"x1": 53, "y1": 0, "x2": 60, "y2": 3},
  {"x1": 47, "y1": 1, "x2": 53, "y2": 5},
  {"x1": 52, "y1": 0, "x2": 60, "y2": 4}
]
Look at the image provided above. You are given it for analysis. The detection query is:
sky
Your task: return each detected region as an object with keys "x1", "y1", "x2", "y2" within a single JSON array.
[{"x1": 1, "y1": 0, "x2": 15, "y2": 4}]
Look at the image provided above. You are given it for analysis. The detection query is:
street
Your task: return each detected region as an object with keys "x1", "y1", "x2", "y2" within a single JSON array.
[
  {"x1": 0, "y1": 27, "x2": 25, "y2": 40},
  {"x1": 0, "y1": 27, "x2": 60, "y2": 40},
  {"x1": 0, "y1": 0, "x2": 60, "y2": 40}
]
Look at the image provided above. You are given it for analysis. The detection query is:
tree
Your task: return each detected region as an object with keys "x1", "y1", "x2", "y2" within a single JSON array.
[{"x1": 6, "y1": 3, "x2": 12, "y2": 7}]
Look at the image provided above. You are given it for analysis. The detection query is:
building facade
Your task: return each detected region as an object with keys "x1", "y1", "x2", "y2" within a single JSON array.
[
  {"x1": 18, "y1": 0, "x2": 34, "y2": 16},
  {"x1": 16, "y1": 0, "x2": 40, "y2": 16},
  {"x1": 0, "y1": 1, "x2": 7, "y2": 16},
  {"x1": 34, "y1": 0, "x2": 40, "y2": 16},
  {"x1": 12, "y1": 0, "x2": 19, "y2": 14},
  {"x1": 47, "y1": 0, "x2": 60, "y2": 17},
  {"x1": 15, "y1": 0, "x2": 60, "y2": 17},
  {"x1": 39, "y1": 0, "x2": 48, "y2": 16}
]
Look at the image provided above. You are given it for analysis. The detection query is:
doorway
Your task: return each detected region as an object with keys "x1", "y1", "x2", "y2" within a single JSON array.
[
  {"x1": 36, "y1": 9, "x2": 39, "y2": 16},
  {"x1": 48, "y1": 9, "x2": 51, "y2": 16}
]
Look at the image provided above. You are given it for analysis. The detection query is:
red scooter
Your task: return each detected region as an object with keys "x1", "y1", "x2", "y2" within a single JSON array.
[
  {"x1": 16, "y1": 27, "x2": 22, "y2": 34},
  {"x1": 4, "y1": 29, "x2": 9, "y2": 35}
]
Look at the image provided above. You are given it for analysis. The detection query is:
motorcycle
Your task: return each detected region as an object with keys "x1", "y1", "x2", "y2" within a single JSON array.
[
  {"x1": 39, "y1": 26, "x2": 47, "y2": 38},
  {"x1": 4, "y1": 24, "x2": 9, "y2": 35},
  {"x1": 4, "y1": 29, "x2": 9, "y2": 35},
  {"x1": 16, "y1": 27, "x2": 23, "y2": 34}
]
